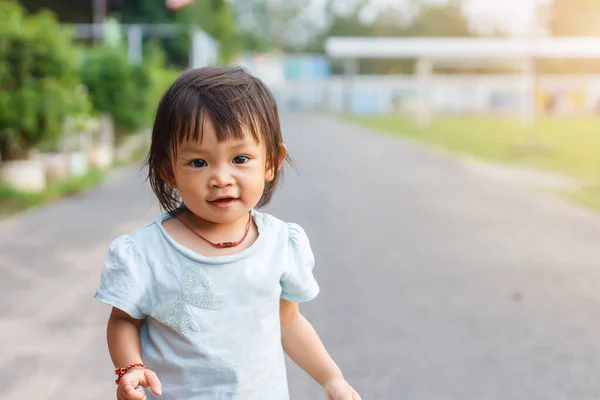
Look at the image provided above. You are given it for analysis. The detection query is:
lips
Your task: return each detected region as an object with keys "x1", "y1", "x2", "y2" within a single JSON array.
[
  {"x1": 208, "y1": 196, "x2": 239, "y2": 208},
  {"x1": 209, "y1": 196, "x2": 238, "y2": 203}
]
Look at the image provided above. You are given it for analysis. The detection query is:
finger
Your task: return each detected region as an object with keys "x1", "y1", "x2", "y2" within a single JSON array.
[
  {"x1": 123, "y1": 383, "x2": 146, "y2": 400},
  {"x1": 352, "y1": 391, "x2": 362, "y2": 400},
  {"x1": 330, "y1": 391, "x2": 350, "y2": 400},
  {"x1": 143, "y1": 370, "x2": 163, "y2": 396},
  {"x1": 120, "y1": 374, "x2": 140, "y2": 390},
  {"x1": 339, "y1": 390, "x2": 354, "y2": 400},
  {"x1": 136, "y1": 385, "x2": 148, "y2": 400}
]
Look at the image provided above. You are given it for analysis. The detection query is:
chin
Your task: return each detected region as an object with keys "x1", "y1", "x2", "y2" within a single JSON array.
[
  {"x1": 187, "y1": 205, "x2": 250, "y2": 224},
  {"x1": 208, "y1": 213, "x2": 247, "y2": 224}
]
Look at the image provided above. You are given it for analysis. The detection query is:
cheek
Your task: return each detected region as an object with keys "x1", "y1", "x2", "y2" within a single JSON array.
[
  {"x1": 239, "y1": 167, "x2": 267, "y2": 190},
  {"x1": 174, "y1": 170, "x2": 205, "y2": 193}
]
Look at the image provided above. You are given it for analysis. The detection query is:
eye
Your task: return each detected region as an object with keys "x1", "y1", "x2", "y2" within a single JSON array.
[
  {"x1": 189, "y1": 159, "x2": 207, "y2": 168},
  {"x1": 233, "y1": 155, "x2": 250, "y2": 165}
]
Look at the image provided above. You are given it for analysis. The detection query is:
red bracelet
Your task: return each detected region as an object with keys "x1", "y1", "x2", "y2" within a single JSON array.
[{"x1": 114, "y1": 363, "x2": 147, "y2": 384}]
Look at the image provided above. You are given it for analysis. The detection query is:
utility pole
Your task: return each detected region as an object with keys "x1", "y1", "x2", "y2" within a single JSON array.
[{"x1": 92, "y1": 0, "x2": 106, "y2": 43}]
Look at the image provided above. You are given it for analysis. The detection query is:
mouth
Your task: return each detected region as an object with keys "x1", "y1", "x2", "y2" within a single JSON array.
[{"x1": 208, "y1": 196, "x2": 239, "y2": 208}]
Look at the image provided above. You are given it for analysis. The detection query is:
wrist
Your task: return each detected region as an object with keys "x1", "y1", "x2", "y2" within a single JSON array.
[
  {"x1": 115, "y1": 362, "x2": 148, "y2": 384},
  {"x1": 126, "y1": 366, "x2": 147, "y2": 374},
  {"x1": 320, "y1": 370, "x2": 344, "y2": 387}
]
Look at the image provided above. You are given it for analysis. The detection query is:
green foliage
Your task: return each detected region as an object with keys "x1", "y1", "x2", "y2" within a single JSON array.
[
  {"x1": 188, "y1": 0, "x2": 237, "y2": 63},
  {"x1": 80, "y1": 44, "x2": 164, "y2": 136},
  {"x1": 234, "y1": 29, "x2": 271, "y2": 53},
  {"x1": 116, "y1": 0, "x2": 238, "y2": 65},
  {"x1": 0, "y1": 1, "x2": 84, "y2": 160},
  {"x1": 18, "y1": 0, "x2": 91, "y2": 23},
  {"x1": 303, "y1": 0, "x2": 474, "y2": 74},
  {"x1": 407, "y1": 0, "x2": 471, "y2": 37}
]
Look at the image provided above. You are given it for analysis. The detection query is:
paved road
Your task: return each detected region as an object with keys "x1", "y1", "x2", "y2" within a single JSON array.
[{"x1": 2, "y1": 114, "x2": 600, "y2": 400}]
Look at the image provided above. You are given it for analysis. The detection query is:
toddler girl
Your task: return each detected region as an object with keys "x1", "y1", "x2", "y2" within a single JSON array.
[{"x1": 94, "y1": 66, "x2": 361, "y2": 400}]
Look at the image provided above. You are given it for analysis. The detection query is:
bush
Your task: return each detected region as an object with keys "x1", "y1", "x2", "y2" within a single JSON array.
[
  {"x1": 81, "y1": 43, "x2": 165, "y2": 139},
  {"x1": 0, "y1": 1, "x2": 84, "y2": 161}
]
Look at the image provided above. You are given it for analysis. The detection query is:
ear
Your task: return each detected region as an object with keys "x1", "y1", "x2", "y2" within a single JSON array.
[
  {"x1": 266, "y1": 144, "x2": 287, "y2": 182},
  {"x1": 160, "y1": 166, "x2": 177, "y2": 189}
]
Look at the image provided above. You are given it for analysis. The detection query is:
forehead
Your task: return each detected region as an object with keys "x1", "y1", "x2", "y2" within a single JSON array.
[
  {"x1": 177, "y1": 116, "x2": 261, "y2": 149},
  {"x1": 185, "y1": 108, "x2": 263, "y2": 137},
  {"x1": 177, "y1": 136, "x2": 262, "y2": 153}
]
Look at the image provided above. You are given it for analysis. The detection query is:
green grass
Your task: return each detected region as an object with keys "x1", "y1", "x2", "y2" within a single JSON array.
[
  {"x1": 348, "y1": 114, "x2": 600, "y2": 211},
  {"x1": 0, "y1": 168, "x2": 106, "y2": 217}
]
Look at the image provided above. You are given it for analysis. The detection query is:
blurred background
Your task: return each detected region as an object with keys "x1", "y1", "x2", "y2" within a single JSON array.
[
  {"x1": 3, "y1": 0, "x2": 600, "y2": 211},
  {"x1": 3, "y1": 1, "x2": 600, "y2": 399}
]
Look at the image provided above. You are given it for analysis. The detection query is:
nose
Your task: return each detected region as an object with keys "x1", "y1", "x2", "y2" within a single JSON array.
[{"x1": 208, "y1": 165, "x2": 234, "y2": 188}]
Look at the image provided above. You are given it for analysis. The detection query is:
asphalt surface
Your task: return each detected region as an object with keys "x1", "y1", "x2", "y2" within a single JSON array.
[{"x1": 2, "y1": 113, "x2": 600, "y2": 400}]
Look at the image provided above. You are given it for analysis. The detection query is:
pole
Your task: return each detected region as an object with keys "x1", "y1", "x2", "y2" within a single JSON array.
[
  {"x1": 92, "y1": 0, "x2": 106, "y2": 43},
  {"x1": 343, "y1": 58, "x2": 358, "y2": 113},
  {"x1": 416, "y1": 58, "x2": 432, "y2": 127}
]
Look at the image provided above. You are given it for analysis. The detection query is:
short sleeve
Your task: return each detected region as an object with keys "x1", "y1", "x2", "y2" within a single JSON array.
[
  {"x1": 93, "y1": 235, "x2": 150, "y2": 319},
  {"x1": 280, "y1": 223, "x2": 320, "y2": 302}
]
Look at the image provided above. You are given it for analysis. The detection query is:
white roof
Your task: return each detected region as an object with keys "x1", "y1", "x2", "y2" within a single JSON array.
[{"x1": 325, "y1": 37, "x2": 600, "y2": 60}]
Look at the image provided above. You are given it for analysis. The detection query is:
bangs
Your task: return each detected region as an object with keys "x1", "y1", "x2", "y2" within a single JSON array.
[{"x1": 168, "y1": 82, "x2": 266, "y2": 155}]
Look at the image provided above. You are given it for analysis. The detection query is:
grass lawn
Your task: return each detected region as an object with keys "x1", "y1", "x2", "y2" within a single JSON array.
[
  {"x1": 0, "y1": 168, "x2": 106, "y2": 217},
  {"x1": 348, "y1": 114, "x2": 600, "y2": 211}
]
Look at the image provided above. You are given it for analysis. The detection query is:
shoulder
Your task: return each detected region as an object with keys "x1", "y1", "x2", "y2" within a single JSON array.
[
  {"x1": 252, "y1": 210, "x2": 310, "y2": 243},
  {"x1": 125, "y1": 213, "x2": 168, "y2": 246},
  {"x1": 106, "y1": 214, "x2": 168, "y2": 258}
]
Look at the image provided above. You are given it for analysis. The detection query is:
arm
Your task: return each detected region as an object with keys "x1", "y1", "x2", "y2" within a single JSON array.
[
  {"x1": 280, "y1": 299, "x2": 360, "y2": 399},
  {"x1": 280, "y1": 299, "x2": 342, "y2": 385},
  {"x1": 107, "y1": 307, "x2": 162, "y2": 399},
  {"x1": 107, "y1": 307, "x2": 144, "y2": 367}
]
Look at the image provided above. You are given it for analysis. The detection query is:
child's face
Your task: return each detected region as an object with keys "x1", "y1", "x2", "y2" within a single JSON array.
[{"x1": 170, "y1": 118, "x2": 274, "y2": 224}]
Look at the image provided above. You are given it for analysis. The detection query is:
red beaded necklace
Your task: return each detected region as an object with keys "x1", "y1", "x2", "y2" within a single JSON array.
[{"x1": 175, "y1": 212, "x2": 252, "y2": 249}]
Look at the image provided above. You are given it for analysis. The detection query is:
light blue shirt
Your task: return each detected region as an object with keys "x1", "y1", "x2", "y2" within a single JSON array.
[{"x1": 93, "y1": 210, "x2": 319, "y2": 399}]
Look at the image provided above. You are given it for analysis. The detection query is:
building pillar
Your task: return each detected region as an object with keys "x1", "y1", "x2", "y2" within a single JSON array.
[
  {"x1": 343, "y1": 58, "x2": 358, "y2": 113},
  {"x1": 521, "y1": 57, "x2": 536, "y2": 127},
  {"x1": 127, "y1": 25, "x2": 143, "y2": 63},
  {"x1": 416, "y1": 58, "x2": 432, "y2": 126}
]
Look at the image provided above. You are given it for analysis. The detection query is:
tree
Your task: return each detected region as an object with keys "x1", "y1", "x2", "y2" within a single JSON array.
[
  {"x1": 302, "y1": 0, "x2": 474, "y2": 74},
  {"x1": 115, "y1": 0, "x2": 238, "y2": 65},
  {"x1": 18, "y1": 0, "x2": 92, "y2": 23},
  {"x1": 0, "y1": 2, "x2": 84, "y2": 161},
  {"x1": 302, "y1": 1, "x2": 381, "y2": 54},
  {"x1": 406, "y1": 0, "x2": 471, "y2": 37},
  {"x1": 230, "y1": 0, "x2": 317, "y2": 52},
  {"x1": 80, "y1": 43, "x2": 163, "y2": 138},
  {"x1": 20, "y1": 0, "x2": 241, "y2": 65}
]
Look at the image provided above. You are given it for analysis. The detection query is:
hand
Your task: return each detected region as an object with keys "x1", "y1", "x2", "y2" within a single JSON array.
[
  {"x1": 116, "y1": 367, "x2": 162, "y2": 400},
  {"x1": 323, "y1": 376, "x2": 361, "y2": 400}
]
